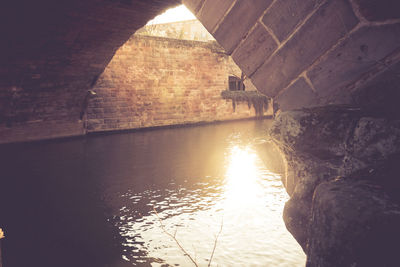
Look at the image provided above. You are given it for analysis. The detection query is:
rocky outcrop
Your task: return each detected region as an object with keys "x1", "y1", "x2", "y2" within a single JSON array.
[
  {"x1": 270, "y1": 106, "x2": 400, "y2": 266},
  {"x1": 308, "y1": 177, "x2": 400, "y2": 267}
]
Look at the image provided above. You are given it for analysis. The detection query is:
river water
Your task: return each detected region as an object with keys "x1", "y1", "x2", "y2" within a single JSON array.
[{"x1": 0, "y1": 119, "x2": 305, "y2": 267}]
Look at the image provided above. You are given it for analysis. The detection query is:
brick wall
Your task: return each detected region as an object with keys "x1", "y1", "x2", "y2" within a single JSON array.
[
  {"x1": 86, "y1": 35, "x2": 270, "y2": 132},
  {"x1": 0, "y1": 0, "x2": 180, "y2": 144}
]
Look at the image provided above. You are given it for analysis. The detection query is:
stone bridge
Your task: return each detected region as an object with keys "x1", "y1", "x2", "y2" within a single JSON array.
[{"x1": 1, "y1": 0, "x2": 400, "y2": 266}]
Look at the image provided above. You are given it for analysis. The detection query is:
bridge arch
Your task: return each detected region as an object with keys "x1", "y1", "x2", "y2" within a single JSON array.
[{"x1": 1, "y1": 0, "x2": 400, "y2": 266}]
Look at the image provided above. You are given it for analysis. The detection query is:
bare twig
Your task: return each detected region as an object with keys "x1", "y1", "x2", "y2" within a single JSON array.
[
  {"x1": 208, "y1": 218, "x2": 223, "y2": 267},
  {"x1": 192, "y1": 245, "x2": 198, "y2": 264},
  {"x1": 153, "y1": 207, "x2": 199, "y2": 267},
  {"x1": 153, "y1": 207, "x2": 224, "y2": 267}
]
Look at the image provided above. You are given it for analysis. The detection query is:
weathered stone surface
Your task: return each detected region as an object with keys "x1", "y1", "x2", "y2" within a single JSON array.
[
  {"x1": 308, "y1": 179, "x2": 400, "y2": 267},
  {"x1": 347, "y1": 117, "x2": 400, "y2": 167},
  {"x1": 274, "y1": 77, "x2": 319, "y2": 111},
  {"x1": 182, "y1": 0, "x2": 204, "y2": 14},
  {"x1": 308, "y1": 24, "x2": 400, "y2": 101},
  {"x1": 231, "y1": 23, "x2": 277, "y2": 76},
  {"x1": 262, "y1": 0, "x2": 322, "y2": 42},
  {"x1": 270, "y1": 106, "x2": 400, "y2": 265},
  {"x1": 352, "y1": 60, "x2": 400, "y2": 118},
  {"x1": 197, "y1": 0, "x2": 235, "y2": 33},
  {"x1": 271, "y1": 107, "x2": 357, "y2": 247},
  {"x1": 270, "y1": 106, "x2": 359, "y2": 195},
  {"x1": 354, "y1": 0, "x2": 400, "y2": 21},
  {"x1": 252, "y1": 0, "x2": 359, "y2": 97},
  {"x1": 213, "y1": 0, "x2": 273, "y2": 54}
]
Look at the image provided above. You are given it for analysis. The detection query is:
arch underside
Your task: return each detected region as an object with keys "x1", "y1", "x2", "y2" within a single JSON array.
[{"x1": 1, "y1": 0, "x2": 400, "y2": 266}]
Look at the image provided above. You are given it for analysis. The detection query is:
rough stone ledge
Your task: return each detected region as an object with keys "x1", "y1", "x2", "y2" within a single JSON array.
[
  {"x1": 307, "y1": 177, "x2": 400, "y2": 267},
  {"x1": 269, "y1": 105, "x2": 400, "y2": 266}
]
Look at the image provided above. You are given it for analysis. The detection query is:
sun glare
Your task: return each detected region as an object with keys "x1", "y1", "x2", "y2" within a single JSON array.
[
  {"x1": 147, "y1": 5, "x2": 196, "y2": 25},
  {"x1": 224, "y1": 146, "x2": 260, "y2": 206}
]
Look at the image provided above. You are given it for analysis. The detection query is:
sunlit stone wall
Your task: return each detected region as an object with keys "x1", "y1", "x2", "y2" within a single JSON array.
[{"x1": 86, "y1": 35, "x2": 271, "y2": 132}]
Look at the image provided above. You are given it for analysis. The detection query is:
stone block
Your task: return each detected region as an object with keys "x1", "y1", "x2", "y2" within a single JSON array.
[
  {"x1": 308, "y1": 179, "x2": 400, "y2": 267},
  {"x1": 270, "y1": 105, "x2": 400, "y2": 257},
  {"x1": 262, "y1": 0, "x2": 322, "y2": 42},
  {"x1": 308, "y1": 24, "x2": 400, "y2": 99},
  {"x1": 275, "y1": 77, "x2": 319, "y2": 111},
  {"x1": 213, "y1": 0, "x2": 273, "y2": 54},
  {"x1": 232, "y1": 23, "x2": 278, "y2": 76},
  {"x1": 348, "y1": 117, "x2": 400, "y2": 165},
  {"x1": 352, "y1": 61, "x2": 400, "y2": 118},
  {"x1": 197, "y1": 0, "x2": 235, "y2": 33},
  {"x1": 354, "y1": 0, "x2": 400, "y2": 21},
  {"x1": 252, "y1": 0, "x2": 359, "y2": 97},
  {"x1": 182, "y1": 0, "x2": 204, "y2": 14}
]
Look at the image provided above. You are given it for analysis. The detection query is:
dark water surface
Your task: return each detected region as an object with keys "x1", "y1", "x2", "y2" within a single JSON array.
[{"x1": 0, "y1": 120, "x2": 305, "y2": 267}]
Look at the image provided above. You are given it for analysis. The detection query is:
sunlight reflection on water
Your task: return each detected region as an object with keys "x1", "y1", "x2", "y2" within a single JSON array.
[
  {"x1": 0, "y1": 119, "x2": 305, "y2": 267},
  {"x1": 224, "y1": 146, "x2": 261, "y2": 209},
  {"x1": 111, "y1": 121, "x2": 306, "y2": 267}
]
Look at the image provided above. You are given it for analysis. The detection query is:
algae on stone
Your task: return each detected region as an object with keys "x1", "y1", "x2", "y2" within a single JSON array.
[{"x1": 221, "y1": 90, "x2": 270, "y2": 116}]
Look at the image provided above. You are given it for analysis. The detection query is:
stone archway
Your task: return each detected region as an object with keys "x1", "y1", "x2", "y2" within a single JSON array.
[{"x1": 1, "y1": 0, "x2": 400, "y2": 266}]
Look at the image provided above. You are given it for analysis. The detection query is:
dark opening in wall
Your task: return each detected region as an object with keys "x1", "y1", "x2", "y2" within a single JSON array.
[{"x1": 228, "y1": 75, "x2": 245, "y2": 91}]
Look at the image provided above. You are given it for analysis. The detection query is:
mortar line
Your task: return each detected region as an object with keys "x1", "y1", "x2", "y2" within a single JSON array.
[
  {"x1": 348, "y1": 0, "x2": 369, "y2": 24},
  {"x1": 349, "y1": 0, "x2": 400, "y2": 26},
  {"x1": 302, "y1": 22, "x2": 363, "y2": 74},
  {"x1": 269, "y1": 22, "x2": 364, "y2": 98},
  {"x1": 258, "y1": 0, "x2": 281, "y2": 45},
  {"x1": 302, "y1": 72, "x2": 317, "y2": 92},
  {"x1": 344, "y1": 49, "x2": 400, "y2": 94},
  {"x1": 211, "y1": 0, "x2": 238, "y2": 35},
  {"x1": 249, "y1": 0, "x2": 327, "y2": 80},
  {"x1": 261, "y1": 0, "x2": 279, "y2": 17},
  {"x1": 259, "y1": 20, "x2": 281, "y2": 46},
  {"x1": 230, "y1": 22, "x2": 259, "y2": 58},
  {"x1": 196, "y1": 0, "x2": 206, "y2": 16},
  {"x1": 274, "y1": 0, "x2": 327, "y2": 51},
  {"x1": 230, "y1": 0, "x2": 279, "y2": 58},
  {"x1": 274, "y1": 76, "x2": 302, "y2": 98},
  {"x1": 369, "y1": 18, "x2": 400, "y2": 26}
]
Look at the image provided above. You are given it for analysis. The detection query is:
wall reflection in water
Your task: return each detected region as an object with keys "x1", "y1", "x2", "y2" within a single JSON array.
[{"x1": 0, "y1": 119, "x2": 305, "y2": 267}]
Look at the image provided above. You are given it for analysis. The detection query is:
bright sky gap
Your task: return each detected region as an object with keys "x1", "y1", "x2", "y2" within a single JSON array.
[{"x1": 147, "y1": 5, "x2": 196, "y2": 25}]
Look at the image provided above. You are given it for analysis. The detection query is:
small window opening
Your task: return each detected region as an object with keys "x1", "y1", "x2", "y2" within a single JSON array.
[{"x1": 229, "y1": 76, "x2": 245, "y2": 91}]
